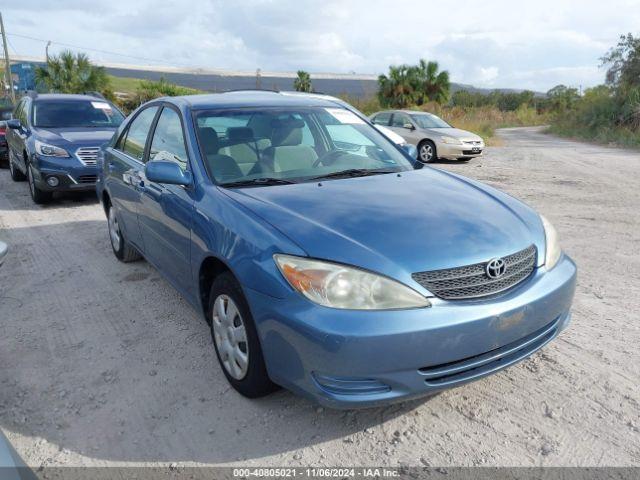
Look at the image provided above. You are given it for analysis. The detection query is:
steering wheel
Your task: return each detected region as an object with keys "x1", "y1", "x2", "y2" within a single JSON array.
[{"x1": 312, "y1": 150, "x2": 346, "y2": 168}]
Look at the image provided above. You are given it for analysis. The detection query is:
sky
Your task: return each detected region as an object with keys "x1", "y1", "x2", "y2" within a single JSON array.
[{"x1": 2, "y1": 0, "x2": 640, "y2": 92}]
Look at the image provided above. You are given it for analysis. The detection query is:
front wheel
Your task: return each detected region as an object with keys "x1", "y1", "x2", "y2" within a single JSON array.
[
  {"x1": 107, "y1": 203, "x2": 141, "y2": 262},
  {"x1": 418, "y1": 140, "x2": 437, "y2": 163},
  {"x1": 208, "y1": 272, "x2": 278, "y2": 398},
  {"x1": 27, "y1": 165, "x2": 52, "y2": 204}
]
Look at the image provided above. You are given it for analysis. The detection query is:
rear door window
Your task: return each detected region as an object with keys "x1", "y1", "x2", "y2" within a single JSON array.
[{"x1": 372, "y1": 112, "x2": 391, "y2": 126}]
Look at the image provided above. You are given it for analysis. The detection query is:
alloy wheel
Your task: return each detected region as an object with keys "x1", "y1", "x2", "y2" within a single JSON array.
[
  {"x1": 212, "y1": 294, "x2": 249, "y2": 380},
  {"x1": 420, "y1": 144, "x2": 433, "y2": 162}
]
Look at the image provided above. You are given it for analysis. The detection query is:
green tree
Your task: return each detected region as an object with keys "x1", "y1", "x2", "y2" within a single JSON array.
[
  {"x1": 293, "y1": 70, "x2": 313, "y2": 92},
  {"x1": 377, "y1": 65, "x2": 418, "y2": 108},
  {"x1": 35, "y1": 50, "x2": 109, "y2": 94},
  {"x1": 601, "y1": 33, "x2": 640, "y2": 90},
  {"x1": 547, "y1": 85, "x2": 580, "y2": 111},
  {"x1": 414, "y1": 59, "x2": 450, "y2": 105}
]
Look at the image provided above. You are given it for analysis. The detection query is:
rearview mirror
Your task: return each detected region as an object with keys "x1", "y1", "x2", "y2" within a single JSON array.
[
  {"x1": 6, "y1": 119, "x2": 21, "y2": 130},
  {"x1": 145, "y1": 160, "x2": 192, "y2": 186}
]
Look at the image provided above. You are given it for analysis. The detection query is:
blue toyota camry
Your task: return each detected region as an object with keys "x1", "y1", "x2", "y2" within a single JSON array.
[{"x1": 97, "y1": 91, "x2": 576, "y2": 408}]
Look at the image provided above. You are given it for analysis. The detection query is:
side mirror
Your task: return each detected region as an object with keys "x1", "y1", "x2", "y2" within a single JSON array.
[
  {"x1": 403, "y1": 123, "x2": 415, "y2": 130},
  {"x1": 401, "y1": 143, "x2": 418, "y2": 159},
  {"x1": 6, "y1": 119, "x2": 21, "y2": 130},
  {"x1": 145, "y1": 160, "x2": 192, "y2": 186}
]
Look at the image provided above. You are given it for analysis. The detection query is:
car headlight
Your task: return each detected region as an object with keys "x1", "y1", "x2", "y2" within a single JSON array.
[
  {"x1": 274, "y1": 254, "x2": 431, "y2": 310},
  {"x1": 35, "y1": 140, "x2": 69, "y2": 157},
  {"x1": 441, "y1": 136, "x2": 462, "y2": 145},
  {"x1": 540, "y1": 215, "x2": 562, "y2": 270}
]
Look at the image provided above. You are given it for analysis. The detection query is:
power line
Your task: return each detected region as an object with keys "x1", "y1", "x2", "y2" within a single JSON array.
[
  {"x1": 6, "y1": 35, "x2": 18, "y2": 56},
  {"x1": 7, "y1": 32, "x2": 177, "y2": 65}
]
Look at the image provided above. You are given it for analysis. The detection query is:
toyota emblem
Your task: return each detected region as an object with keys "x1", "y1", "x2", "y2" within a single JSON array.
[{"x1": 486, "y1": 258, "x2": 507, "y2": 279}]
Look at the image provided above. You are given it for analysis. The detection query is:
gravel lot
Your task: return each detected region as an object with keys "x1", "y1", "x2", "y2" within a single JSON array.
[{"x1": 0, "y1": 127, "x2": 639, "y2": 468}]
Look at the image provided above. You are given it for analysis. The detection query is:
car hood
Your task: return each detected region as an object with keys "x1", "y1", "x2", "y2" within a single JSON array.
[
  {"x1": 425, "y1": 127, "x2": 482, "y2": 141},
  {"x1": 221, "y1": 168, "x2": 545, "y2": 287},
  {"x1": 34, "y1": 127, "x2": 116, "y2": 146}
]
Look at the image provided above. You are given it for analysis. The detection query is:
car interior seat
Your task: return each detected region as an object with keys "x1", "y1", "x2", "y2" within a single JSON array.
[
  {"x1": 198, "y1": 127, "x2": 242, "y2": 182},
  {"x1": 219, "y1": 127, "x2": 263, "y2": 175},
  {"x1": 264, "y1": 118, "x2": 318, "y2": 173}
]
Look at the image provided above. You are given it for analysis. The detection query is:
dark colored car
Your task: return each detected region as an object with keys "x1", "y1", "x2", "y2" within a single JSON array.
[
  {"x1": 5, "y1": 93, "x2": 124, "y2": 204},
  {"x1": 0, "y1": 105, "x2": 12, "y2": 166}
]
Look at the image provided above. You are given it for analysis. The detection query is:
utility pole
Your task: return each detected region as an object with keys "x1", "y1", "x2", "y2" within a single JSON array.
[
  {"x1": 46, "y1": 40, "x2": 51, "y2": 62},
  {"x1": 0, "y1": 12, "x2": 16, "y2": 103}
]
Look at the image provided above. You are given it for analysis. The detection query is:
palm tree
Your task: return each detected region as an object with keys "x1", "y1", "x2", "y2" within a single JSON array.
[
  {"x1": 377, "y1": 65, "x2": 418, "y2": 108},
  {"x1": 35, "y1": 50, "x2": 109, "y2": 94},
  {"x1": 414, "y1": 59, "x2": 450, "y2": 105},
  {"x1": 293, "y1": 70, "x2": 313, "y2": 92}
]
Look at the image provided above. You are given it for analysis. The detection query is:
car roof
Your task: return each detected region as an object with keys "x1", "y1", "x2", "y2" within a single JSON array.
[
  {"x1": 163, "y1": 90, "x2": 348, "y2": 110},
  {"x1": 30, "y1": 93, "x2": 110, "y2": 102},
  {"x1": 374, "y1": 109, "x2": 431, "y2": 115}
]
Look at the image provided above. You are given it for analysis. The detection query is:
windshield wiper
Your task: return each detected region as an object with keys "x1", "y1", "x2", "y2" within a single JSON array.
[
  {"x1": 221, "y1": 177, "x2": 298, "y2": 188},
  {"x1": 309, "y1": 168, "x2": 398, "y2": 181}
]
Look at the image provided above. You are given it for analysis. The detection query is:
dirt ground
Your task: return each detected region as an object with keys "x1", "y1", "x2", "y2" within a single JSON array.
[{"x1": 0, "y1": 127, "x2": 638, "y2": 468}]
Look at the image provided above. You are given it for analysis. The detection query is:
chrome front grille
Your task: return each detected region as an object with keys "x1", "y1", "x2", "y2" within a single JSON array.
[
  {"x1": 75, "y1": 147, "x2": 100, "y2": 166},
  {"x1": 463, "y1": 140, "x2": 482, "y2": 146},
  {"x1": 412, "y1": 245, "x2": 537, "y2": 300}
]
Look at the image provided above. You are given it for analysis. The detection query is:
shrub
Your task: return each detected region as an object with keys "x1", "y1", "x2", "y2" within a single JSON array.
[{"x1": 117, "y1": 78, "x2": 200, "y2": 112}]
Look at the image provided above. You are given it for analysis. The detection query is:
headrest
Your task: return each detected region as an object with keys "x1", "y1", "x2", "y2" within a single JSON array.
[
  {"x1": 199, "y1": 127, "x2": 219, "y2": 155},
  {"x1": 271, "y1": 118, "x2": 305, "y2": 129},
  {"x1": 271, "y1": 118, "x2": 305, "y2": 146},
  {"x1": 227, "y1": 127, "x2": 254, "y2": 142}
]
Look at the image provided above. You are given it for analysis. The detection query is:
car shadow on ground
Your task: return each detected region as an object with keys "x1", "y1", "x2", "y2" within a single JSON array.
[{"x1": 0, "y1": 220, "x2": 434, "y2": 465}]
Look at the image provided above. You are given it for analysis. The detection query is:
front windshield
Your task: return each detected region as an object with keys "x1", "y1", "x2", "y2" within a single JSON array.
[
  {"x1": 410, "y1": 113, "x2": 451, "y2": 129},
  {"x1": 33, "y1": 100, "x2": 124, "y2": 128},
  {"x1": 195, "y1": 107, "x2": 414, "y2": 186}
]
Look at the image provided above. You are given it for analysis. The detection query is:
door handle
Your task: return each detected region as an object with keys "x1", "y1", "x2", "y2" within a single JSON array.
[{"x1": 136, "y1": 180, "x2": 146, "y2": 192}]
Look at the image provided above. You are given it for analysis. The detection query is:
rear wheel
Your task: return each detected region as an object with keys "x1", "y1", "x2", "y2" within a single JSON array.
[
  {"x1": 27, "y1": 165, "x2": 52, "y2": 204},
  {"x1": 208, "y1": 272, "x2": 278, "y2": 398},
  {"x1": 107, "y1": 203, "x2": 141, "y2": 262}
]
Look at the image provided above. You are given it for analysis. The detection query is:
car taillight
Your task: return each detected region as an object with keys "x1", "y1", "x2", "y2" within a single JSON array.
[{"x1": 0, "y1": 126, "x2": 5, "y2": 134}]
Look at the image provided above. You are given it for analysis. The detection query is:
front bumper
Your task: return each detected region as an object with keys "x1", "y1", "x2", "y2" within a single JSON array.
[
  {"x1": 437, "y1": 141, "x2": 484, "y2": 160},
  {"x1": 30, "y1": 154, "x2": 98, "y2": 192},
  {"x1": 246, "y1": 255, "x2": 577, "y2": 408}
]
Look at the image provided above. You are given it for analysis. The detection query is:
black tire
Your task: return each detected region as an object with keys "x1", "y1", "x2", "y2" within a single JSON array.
[
  {"x1": 9, "y1": 156, "x2": 26, "y2": 181},
  {"x1": 208, "y1": 272, "x2": 278, "y2": 398},
  {"x1": 418, "y1": 140, "x2": 437, "y2": 163},
  {"x1": 27, "y1": 165, "x2": 53, "y2": 204},
  {"x1": 107, "y1": 202, "x2": 142, "y2": 262}
]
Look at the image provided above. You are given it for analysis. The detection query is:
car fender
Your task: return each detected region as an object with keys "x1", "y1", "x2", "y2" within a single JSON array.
[{"x1": 190, "y1": 184, "x2": 306, "y2": 302}]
